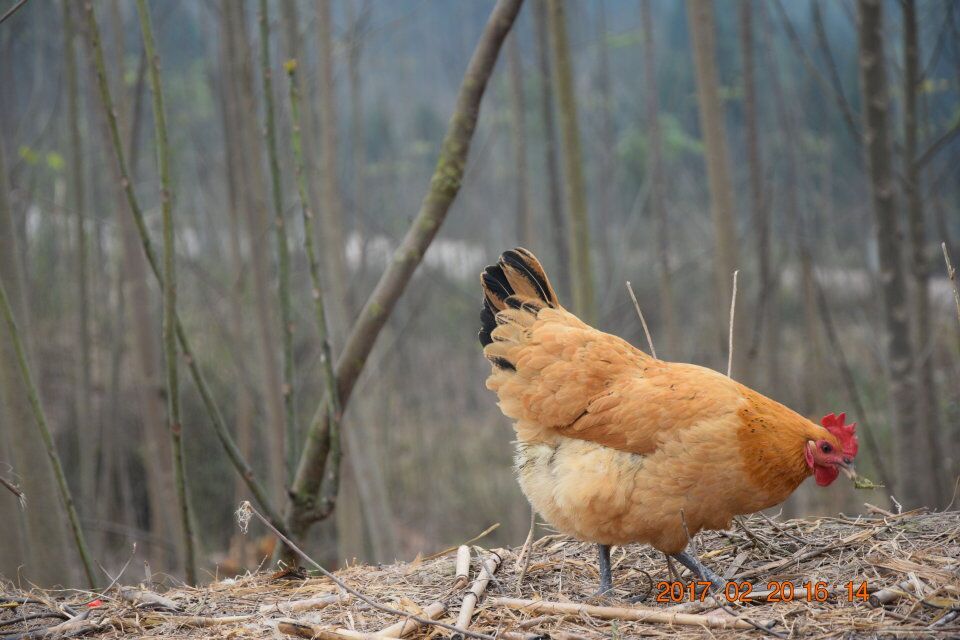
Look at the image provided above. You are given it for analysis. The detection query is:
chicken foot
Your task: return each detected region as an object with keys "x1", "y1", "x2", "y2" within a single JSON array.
[{"x1": 671, "y1": 549, "x2": 726, "y2": 594}]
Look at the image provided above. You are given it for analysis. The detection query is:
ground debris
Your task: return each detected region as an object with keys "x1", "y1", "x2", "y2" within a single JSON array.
[{"x1": 2, "y1": 509, "x2": 959, "y2": 638}]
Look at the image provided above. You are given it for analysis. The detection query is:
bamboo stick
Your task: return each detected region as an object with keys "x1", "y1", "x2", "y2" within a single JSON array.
[
  {"x1": 82, "y1": 0, "x2": 287, "y2": 537},
  {"x1": 0, "y1": 279, "x2": 97, "y2": 587},
  {"x1": 454, "y1": 545, "x2": 471, "y2": 590},
  {"x1": 456, "y1": 552, "x2": 503, "y2": 630},
  {"x1": 134, "y1": 0, "x2": 197, "y2": 585},
  {"x1": 490, "y1": 597, "x2": 755, "y2": 630}
]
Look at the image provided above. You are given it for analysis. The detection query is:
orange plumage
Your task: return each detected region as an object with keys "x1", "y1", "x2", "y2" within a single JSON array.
[{"x1": 479, "y1": 248, "x2": 858, "y2": 559}]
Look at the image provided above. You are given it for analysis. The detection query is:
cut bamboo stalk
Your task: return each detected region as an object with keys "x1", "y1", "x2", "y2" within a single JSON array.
[
  {"x1": 259, "y1": 593, "x2": 350, "y2": 615},
  {"x1": 456, "y1": 552, "x2": 503, "y2": 630},
  {"x1": 490, "y1": 597, "x2": 755, "y2": 630},
  {"x1": 454, "y1": 545, "x2": 471, "y2": 590}
]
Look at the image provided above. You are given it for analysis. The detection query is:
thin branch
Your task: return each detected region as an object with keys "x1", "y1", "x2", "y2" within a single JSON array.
[
  {"x1": 0, "y1": 279, "x2": 97, "y2": 588},
  {"x1": 727, "y1": 270, "x2": 739, "y2": 378},
  {"x1": 0, "y1": 0, "x2": 29, "y2": 25},
  {"x1": 811, "y1": 275, "x2": 894, "y2": 491},
  {"x1": 0, "y1": 474, "x2": 25, "y2": 508},
  {"x1": 625, "y1": 281, "x2": 657, "y2": 358},
  {"x1": 285, "y1": 59, "x2": 342, "y2": 522},
  {"x1": 772, "y1": 0, "x2": 860, "y2": 146},
  {"x1": 238, "y1": 502, "x2": 495, "y2": 640},
  {"x1": 82, "y1": 0, "x2": 287, "y2": 537},
  {"x1": 916, "y1": 117, "x2": 960, "y2": 170},
  {"x1": 258, "y1": 0, "x2": 298, "y2": 481},
  {"x1": 134, "y1": 0, "x2": 197, "y2": 584}
]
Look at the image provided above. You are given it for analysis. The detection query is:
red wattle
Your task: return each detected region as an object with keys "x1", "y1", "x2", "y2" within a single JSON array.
[{"x1": 814, "y1": 465, "x2": 839, "y2": 486}]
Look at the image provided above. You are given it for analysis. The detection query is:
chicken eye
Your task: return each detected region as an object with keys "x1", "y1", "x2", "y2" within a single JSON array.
[{"x1": 821, "y1": 443, "x2": 833, "y2": 453}]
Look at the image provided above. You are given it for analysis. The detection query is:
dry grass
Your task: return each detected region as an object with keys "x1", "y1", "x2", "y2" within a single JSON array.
[{"x1": 2, "y1": 508, "x2": 959, "y2": 638}]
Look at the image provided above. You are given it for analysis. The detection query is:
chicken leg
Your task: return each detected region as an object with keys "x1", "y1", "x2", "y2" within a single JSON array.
[
  {"x1": 596, "y1": 544, "x2": 613, "y2": 595},
  {"x1": 671, "y1": 549, "x2": 726, "y2": 593}
]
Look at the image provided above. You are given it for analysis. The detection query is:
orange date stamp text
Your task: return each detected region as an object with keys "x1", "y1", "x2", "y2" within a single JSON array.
[{"x1": 654, "y1": 580, "x2": 870, "y2": 603}]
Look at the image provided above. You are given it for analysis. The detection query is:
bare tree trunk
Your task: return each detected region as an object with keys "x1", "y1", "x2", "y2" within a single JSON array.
[
  {"x1": 686, "y1": 0, "x2": 746, "y2": 377},
  {"x1": 548, "y1": 0, "x2": 595, "y2": 323},
  {"x1": 63, "y1": 0, "x2": 95, "y2": 508},
  {"x1": 533, "y1": 0, "x2": 569, "y2": 299},
  {"x1": 223, "y1": 0, "x2": 287, "y2": 503},
  {"x1": 857, "y1": 0, "x2": 928, "y2": 506},
  {"x1": 902, "y1": 0, "x2": 945, "y2": 506},
  {"x1": 739, "y1": 0, "x2": 771, "y2": 387},
  {"x1": 508, "y1": 33, "x2": 532, "y2": 247},
  {"x1": 284, "y1": 0, "x2": 524, "y2": 551},
  {"x1": 640, "y1": 0, "x2": 677, "y2": 357},
  {"x1": 0, "y1": 132, "x2": 73, "y2": 587},
  {"x1": 317, "y1": 0, "x2": 351, "y2": 333}
]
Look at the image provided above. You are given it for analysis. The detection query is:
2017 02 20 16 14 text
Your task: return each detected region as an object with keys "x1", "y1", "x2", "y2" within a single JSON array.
[{"x1": 654, "y1": 580, "x2": 871, "y2": 603}]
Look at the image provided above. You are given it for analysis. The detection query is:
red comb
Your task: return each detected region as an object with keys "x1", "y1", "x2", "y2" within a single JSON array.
[{"x1": 821, "y1": 412, "x2": 858, "y2": 457}]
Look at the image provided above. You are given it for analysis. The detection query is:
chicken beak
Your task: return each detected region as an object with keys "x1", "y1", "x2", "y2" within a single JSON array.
[{"x1": 836, "y1": 460, "x2": 857, "y2": 480}]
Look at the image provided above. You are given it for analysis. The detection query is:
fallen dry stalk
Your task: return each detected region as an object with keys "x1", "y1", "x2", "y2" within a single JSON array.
[
  {"x1": 456, "y1": 552, "x2": 503, "y2": 630},
  {"x1": 278, "y1": 602, "x2": 445, "y2": 640},
  {"x1": 259, "y1": 593, "x2": 351, "y2": 615},
  {"x1": 491, "y1": 597, "x2": 756, "y2": 630},
  {"x1": 238, "y1": 501, "x2": 494, "y2": 640}
]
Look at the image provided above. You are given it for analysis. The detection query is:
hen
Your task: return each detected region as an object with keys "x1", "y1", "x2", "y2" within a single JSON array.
[{"x1": 479, "y1": 248, "x2": 858, "y2": 595}]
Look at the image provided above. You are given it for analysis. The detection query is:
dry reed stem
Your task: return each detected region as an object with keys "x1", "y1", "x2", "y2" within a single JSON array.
[
  {"x1": 625, "y1": 281, "x2": 657, "y2": 358},
  {"x1": 513, "y1": 508, "x2": 536, "y2": 592},
  {"x1": 727, "y1": 269, "x2": 739, "y2": 378},
  {"x1": 491, "y1": 597, "x2": 756, "y2": 630},
  {"x1": 456, "y1": 553, "x2": 503, "y2": 630}
]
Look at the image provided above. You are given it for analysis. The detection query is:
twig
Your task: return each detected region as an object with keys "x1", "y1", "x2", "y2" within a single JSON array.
[
  {"x1": 237, "y1": 502, "x2": 495, "y2": 640},
  {"x1": 490, "y1": 597, "x2": 756, "y2": 630},
  {"x1": 0, "y1": 0, "x2": 29, "y2": 25},
  {"x1": 943, "y1": 243, "x2": 960, "y2": 329},
  {"x1": 423, "y1": 523, "x2": 500, "y2": 561},
  {"x1": 625, "y1": 281, "x2": 656, "y2": 358},
  {"x1": 456, "y1": 551, "x2": 503, "y2": 631},
  {"x1": 727, "y1": 270, "x2": 738, "y2": 378},
  {"x1": 0, "y1": 279, "x2": 97, "y2": 588},
  {"x1": 514, "y1": 508, "x2": 536, "y2": 591},
  {"x1": 0, "y1": 474, "x2": 25, "y2": 508},
  {"x1": 119, "y1": 588, "x2": 179, "y2": 611}
]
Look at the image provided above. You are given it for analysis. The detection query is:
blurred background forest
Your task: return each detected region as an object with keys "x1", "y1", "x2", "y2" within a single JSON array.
[{"x1": 0, "y1": 0, "x2": 958, "y2": 589}]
